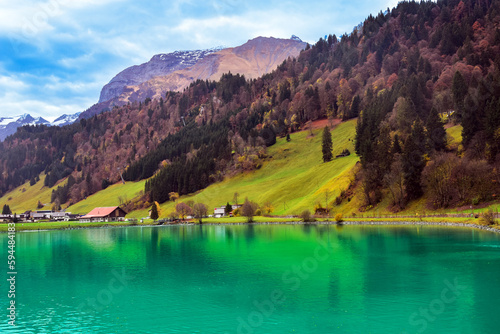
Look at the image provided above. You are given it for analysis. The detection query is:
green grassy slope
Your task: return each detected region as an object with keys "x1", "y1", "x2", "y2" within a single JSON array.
[
  {"x1": 129, "y1": 119, "x2": 359, "y2": 218},
  {"x1": 0, "y1": 174, "x2": 67, "y2": 214},
  {"x1": 67, "y1": 180, "x2": 146, "y2": 215}
]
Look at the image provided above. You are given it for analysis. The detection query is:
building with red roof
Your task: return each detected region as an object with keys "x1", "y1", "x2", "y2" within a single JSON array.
[{"x1": 79, "y1": 206, "x2": 127, "y2": 223}]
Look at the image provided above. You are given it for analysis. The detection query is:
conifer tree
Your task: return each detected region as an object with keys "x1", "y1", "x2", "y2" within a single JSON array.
[
  {"x1": 2, "y1": 204, "x2": 11, "y2": 215},
  {"x1": 426, "y1": 107, "x2": 447, "y2": 151},
  {"x1": 150, "y1": 202, "x2": 159, "y2": 221},
  {"x1": 322, "y1": 126, "x2": 333, "y2": 162},
  {"x1": 225, "y1": 202, "x2": 232, "y2": 216},
  {"x1": 402, "y1": 120, "x2": 426, "y2": 201}
]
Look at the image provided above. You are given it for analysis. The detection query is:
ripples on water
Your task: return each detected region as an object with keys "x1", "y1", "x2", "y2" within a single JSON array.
[{"x1": 1, "y1": 224, "x2": 499, "y2": 333}]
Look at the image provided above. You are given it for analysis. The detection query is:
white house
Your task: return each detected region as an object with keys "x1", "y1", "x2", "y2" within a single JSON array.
[{"x1": 213, "y1": 205, "x2": 242, "y2": 218}]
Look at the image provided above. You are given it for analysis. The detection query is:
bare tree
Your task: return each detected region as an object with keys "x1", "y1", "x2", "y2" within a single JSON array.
[
  {"x1": 193, "y1": 203, "x2": 208, "y2": 223},
  {"x1": 241, "y1": 198, "x2": 259, "y2": 223},
  {"x1": 383, "y1": 155, "x2": 406, "y2": 210}
]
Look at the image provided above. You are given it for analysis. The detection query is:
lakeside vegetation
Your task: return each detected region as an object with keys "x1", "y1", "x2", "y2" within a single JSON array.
[{"x1": 1, "y1": 215, "x2": 497, "y2": 233}]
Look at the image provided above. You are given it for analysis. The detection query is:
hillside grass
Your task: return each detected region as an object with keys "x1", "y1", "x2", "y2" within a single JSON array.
[
  {"x1": 67, "y1": 180, "x2": 146, "y2": 215},
  {"x1": 446, "y1": 124, "x2": 463, "y2": 150},
  {"x1": 0, "y1": 174, "x2": 67, "y2": 214},
  {"x1": 127, "y1": 119, "x2": 359, "y2": 218}
]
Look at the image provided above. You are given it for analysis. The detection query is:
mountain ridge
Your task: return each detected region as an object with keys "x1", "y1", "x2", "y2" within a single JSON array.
[
  {"x1": 0, "y1": 113, "x2": 81, "y2": 141},
  {"x1": 81, "y1": 36, "x2": 306, "y2": 119}
]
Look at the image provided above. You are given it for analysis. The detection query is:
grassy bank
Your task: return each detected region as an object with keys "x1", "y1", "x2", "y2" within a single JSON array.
[
  {"x1": 0, "y1": 219, "x2": 156, "y2": 233},
  {"x1": 2, "y1": 214, "x2": 497, "y2": 233}
]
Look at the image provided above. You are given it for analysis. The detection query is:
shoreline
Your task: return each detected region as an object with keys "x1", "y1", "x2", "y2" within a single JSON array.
[
  {"x1": 1, "y1": 219, "x2": 499, "y2": 234},
  {"x1": 197, "y1": 220, "x2": 500, "y2": 234}
]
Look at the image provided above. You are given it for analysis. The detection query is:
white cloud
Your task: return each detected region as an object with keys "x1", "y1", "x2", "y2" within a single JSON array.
[
  {"x1": 0, "y1": 90, "x2": 92, "y2": 120},
  {"x1": 0, "y1": 75, "x2": 28, "y2": 91}
]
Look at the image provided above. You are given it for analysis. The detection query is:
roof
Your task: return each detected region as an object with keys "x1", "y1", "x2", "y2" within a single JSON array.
[{"x1": 80, "y1": 206, "x2": 124, "y2": 219}]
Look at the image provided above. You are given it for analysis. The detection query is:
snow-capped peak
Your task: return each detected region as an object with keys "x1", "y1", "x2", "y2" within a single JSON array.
[{"x1": 290, "y1": 35, "x2": 303, "y2": 42}]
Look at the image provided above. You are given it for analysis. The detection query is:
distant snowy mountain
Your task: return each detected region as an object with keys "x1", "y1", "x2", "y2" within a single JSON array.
[
  {"x1": 51, "y1": 112, "x2": 82, "y2": 126},
  {"x1": 0, "y1": 112, "x2": 81, "y2": 141},
  {"x1": 0, "y1": 114, "x2": 49, "y2": 141}
]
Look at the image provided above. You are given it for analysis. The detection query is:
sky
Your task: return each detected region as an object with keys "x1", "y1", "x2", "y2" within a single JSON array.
[{"x1": 0, "y1": 0, "x2": 400, "y2": 121}]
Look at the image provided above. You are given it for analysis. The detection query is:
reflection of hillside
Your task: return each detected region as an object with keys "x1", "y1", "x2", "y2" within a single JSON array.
[{"x1": 3, "y1": 224, "x2": 500, "y2": 332}]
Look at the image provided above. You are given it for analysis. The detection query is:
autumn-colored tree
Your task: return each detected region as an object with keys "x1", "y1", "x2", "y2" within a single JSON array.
[
  {"x1": 193, "y1": 203, "x2": 208, "y2": 223},
  {"x1": 262, "y1": 201, "x2": 274, "y2": 215},
  {"x1": 241, "y1": 198, "x2": 259, "y2": 223},
  {"x1": 383, "y1": 155, "x2": 406, "y2": 210},
  {"x1": 176, "y1": 202, "x2": 192, "y2": 220},
  {"x1": 169, "y1": 192, "x2": 179, "y2": 202},
  {"x1": 423, "y1": 153, "x2": 458, "y2": 207}
]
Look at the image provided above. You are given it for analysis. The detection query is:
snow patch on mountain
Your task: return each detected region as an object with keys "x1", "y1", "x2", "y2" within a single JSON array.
[{"x1": 0, "y1": 112, "x2": 80, "y2": 141}]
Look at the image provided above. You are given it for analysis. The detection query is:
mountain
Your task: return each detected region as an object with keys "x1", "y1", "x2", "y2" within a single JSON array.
[
  {"x1": 80, "y1": 36, "x2": 306, "y2": 119},
  {"x1": 98, "y1": 47, "x2": 224, "y2": 103},
  {"x1": 0, "y1": 112, "x2": 82, "y2": 141},
  {"x1": 123, "y1": 36, "x2": 307, "y2": 102},
  {"x1": 0, "y1": 114, "x2": 49, "y2": 141},
  {"x1": 51, "y1": 113, "x2": 82, "y2": 127}
]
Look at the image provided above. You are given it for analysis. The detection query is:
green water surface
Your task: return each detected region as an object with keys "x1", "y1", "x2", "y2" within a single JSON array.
[{"x1": 1, "y1": 224, "x2": 500, "y2": 333}]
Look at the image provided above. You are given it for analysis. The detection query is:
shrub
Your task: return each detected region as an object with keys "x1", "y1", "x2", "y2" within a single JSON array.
[
  {"x1": 299, "y1": 210, "x2": 315, "y2": 222},
  {"x1": 255, "y1": 209, "x2": 262, "y2": 216},
  {"x1": 335, "y1": 213, "x2": 343, "y2": 223},
  {"x1": 479, "y1": 210, "x2": 497, "y2": 225}
]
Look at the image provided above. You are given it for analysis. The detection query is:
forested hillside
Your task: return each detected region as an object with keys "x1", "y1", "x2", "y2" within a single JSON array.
[{"x1": 1, "y1": 0, "x2": 499, "y2": 213}]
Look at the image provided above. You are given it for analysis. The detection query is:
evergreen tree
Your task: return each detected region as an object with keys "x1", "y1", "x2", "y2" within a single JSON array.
[
  {"x1": 150, "y1": 202, "x2": 159, "y2": 221},
  {"x1": 452, "y1": 71, "x2": 468, "y2": 120},
  {"x1": 392, "y1": 134, "x2": 402, "y2": 155},
  {"x1": 322, "y1": 126, "x2": 333, "y2": 162},
  {"x1": 2, "y1": 204, "x2": 11, "y2": 215},
  {"x1": 402, "y1": 120, "x2": 426, "y2": 201},
  {"x1": 461, "y1": 94, "x2": 481, "y2": 147},
  {"x1": 426, "y1": 107, "x2": 447, "y2": 151},
  {"x1": 225, "y1": 202, "x2": 232, "y2": 216}
]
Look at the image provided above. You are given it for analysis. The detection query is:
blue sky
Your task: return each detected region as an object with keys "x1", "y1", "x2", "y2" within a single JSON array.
[{"x1": 0, "y1": 0, "x2": 400, "y2": 121}]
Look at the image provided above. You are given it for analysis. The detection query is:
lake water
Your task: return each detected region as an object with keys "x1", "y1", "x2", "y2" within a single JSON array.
[{"x1": 1, "y1": 224, "x2": 500, "y2": 333}]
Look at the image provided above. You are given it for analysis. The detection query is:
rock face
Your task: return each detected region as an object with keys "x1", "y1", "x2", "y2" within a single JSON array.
[
  {"x1": 119, "y1": 36, "x2": 307, "y2": 103},
  {"x1": 98, "y1": 48, "x2": 223, "y2": 103},
  {"x1": 81, "y1": 36, "x2": 306, "y2": 119}
]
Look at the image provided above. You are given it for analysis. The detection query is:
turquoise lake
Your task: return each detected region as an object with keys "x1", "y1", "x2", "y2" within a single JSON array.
[{"x1": 1, "y1": 224, "x2": 500, "y2": 333}]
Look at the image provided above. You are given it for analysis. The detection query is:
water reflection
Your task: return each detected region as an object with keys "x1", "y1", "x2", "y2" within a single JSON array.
[{"x1": 1, "y1": 224, "x2": 499, "y2": 333}]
